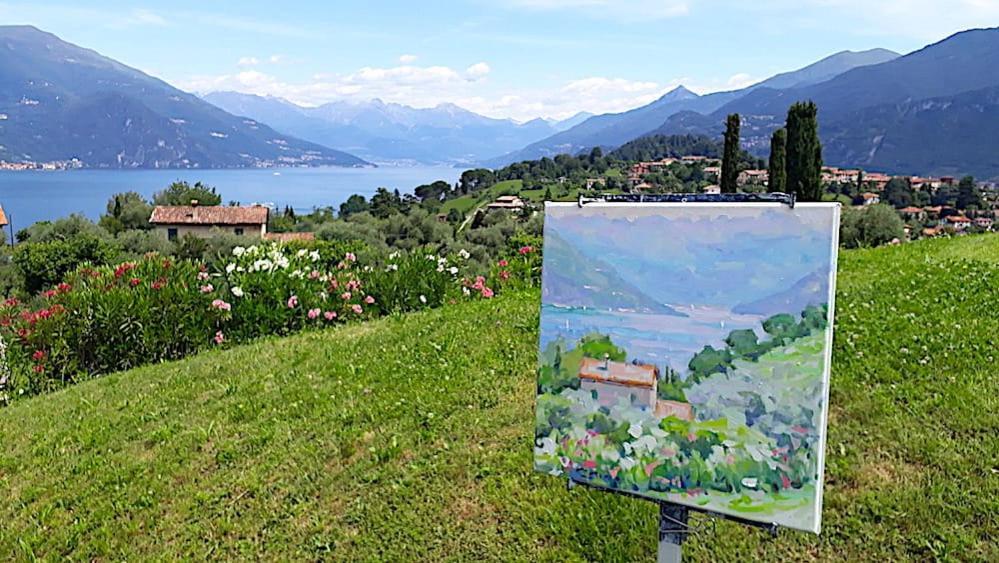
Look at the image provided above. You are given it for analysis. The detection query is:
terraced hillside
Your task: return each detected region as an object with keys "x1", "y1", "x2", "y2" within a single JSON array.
[{"x1": 1, "y1": 236, "x2": 998, "y2": 560}]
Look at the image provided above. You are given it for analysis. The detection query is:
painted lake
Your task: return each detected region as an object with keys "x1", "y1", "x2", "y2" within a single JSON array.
[
  {"x1": 0, "y1": 165, "x2": 459, "y2": 231},
  {"x1": 539, "y1": 304, "x2": 766, "y2": 374}
]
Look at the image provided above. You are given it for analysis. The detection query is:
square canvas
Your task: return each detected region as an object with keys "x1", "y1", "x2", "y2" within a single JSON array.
[{"x1": 534, "y1": 202, "x2": 840, "y2": 533}]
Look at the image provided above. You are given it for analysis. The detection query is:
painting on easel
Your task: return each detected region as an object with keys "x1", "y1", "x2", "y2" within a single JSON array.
[{"x1": 534, "y1": 202, "x2": 840, "y2": 533}]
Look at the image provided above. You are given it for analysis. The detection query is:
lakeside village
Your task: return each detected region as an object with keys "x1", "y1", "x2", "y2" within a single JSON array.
[
  {"x1": 3, "y1": 155, "x2": 997, "y2": 247},
  {"x1": 622, "y1": 156, "x2": 999, "y2": 239}
]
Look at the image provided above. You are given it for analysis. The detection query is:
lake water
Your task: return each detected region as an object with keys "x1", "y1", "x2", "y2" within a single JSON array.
[
  {"x1": 539, "y1": 304, "x2": 765, "y2": 374},
  {"x1": 0, "y1": 165, "x2": 460, "y2": 231}
]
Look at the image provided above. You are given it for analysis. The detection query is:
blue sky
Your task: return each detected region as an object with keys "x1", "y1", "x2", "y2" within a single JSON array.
[{"x1": 1, "y1": 1, "x2": 996, "y2": 120}]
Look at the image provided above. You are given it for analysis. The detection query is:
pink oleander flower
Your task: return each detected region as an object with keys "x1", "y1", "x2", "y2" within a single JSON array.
[
  {"x1": 308, "y1": 308, "x2": 321, "y2": 319},
  {"x1": 329, "y1": 279, "x2": 339, "y2": 289},
  {"x1": 287, "y1": 295, "x2": 299, "y2": 308},
  {"x1": 498, "y1": 259, "x2": 508, "y2": 267},
  {"x1": 344, "y1": 252, "x2": 356, "y2": 262},
  {"x1": 211, "y1": 299, "x2": 231, "y2": 312},
  {"x1": 499, "y1": 270, "x2": 510, "y2": 280},
  {"x1": 324, "y1": 311, "x2": 337, "y2": 321},
  {"x1": 364, "y1": 295, "x2": 375, "y2": 304},
  {"x1": 197, "y1": 271, "x2": 210, "y2": 281},
  {"x1": 32, "y1": 350, "x2": 46, "y2": 361},
  {"x1": 308, "y1": 270, "x2": 321, "y2": 280},
  {"x1": 351, "y1": 304, "x2": 363, "y2": 314},
  {"x1": 518, "y1": 245, "x2": 534, "y2": 255},
  {"x1": 213, "y1": 331, "x2": 225, "y2": 345},
  {"x1": 481, "y1": 287, "x2": 494, "y2": 298},
  {"x1": 200, "y1": 284, "x2": 214, "y2": 293},
  {"x1": 346, "y1": 279, "x2": 360, "y2": 291},
  {"x1": 340, "y1": 291, "x2": 352, "y2": 300},
  {"x1": 129, "y1": 278, "x2": 142, "y2": 287},
  {"x1": 583, "y1": 460, "x2": 597, "y2": 470}
]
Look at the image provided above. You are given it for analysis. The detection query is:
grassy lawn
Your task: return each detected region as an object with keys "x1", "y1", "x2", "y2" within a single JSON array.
[{"x1": 2, "y1": 235, "x2": 999, "y2": 560}]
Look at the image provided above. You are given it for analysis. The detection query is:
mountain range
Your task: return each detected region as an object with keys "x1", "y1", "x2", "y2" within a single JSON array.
[
  {"x1": 486, "y1": 48, "x2": 900, "y2": 167},
  {"x1": 203, "y1": 92, "x2": 582, "y2": 165},
  {"x1": 652, "y1": 28, "x2": 999, "y2": 178},
  {"x1": 0, "y1": 25, "x2": 367, "y2": 169}
]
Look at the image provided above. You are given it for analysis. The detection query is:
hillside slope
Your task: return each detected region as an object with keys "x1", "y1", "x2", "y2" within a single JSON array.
[{"x1": 2, "y1": 237, "x2": 999, "y2": 560}]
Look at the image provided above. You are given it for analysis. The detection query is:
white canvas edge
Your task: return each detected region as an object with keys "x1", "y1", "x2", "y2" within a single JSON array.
[
  {"x1": 811, "y1": 202, "x2": 841, "y2": 534},
  {"x1": 540, "y1": 200, "x2": 842, "y2": 534}
]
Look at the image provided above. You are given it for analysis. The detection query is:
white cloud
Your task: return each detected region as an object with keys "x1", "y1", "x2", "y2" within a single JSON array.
[
  {"x1": 465, "y1": 62, "x2": 491, "y2": 81},
  {"x1": 399, "y1": 54, "x2": 418, "y2": 63},
  {"x1": 268, "y1": 54, "x2": 285, "y2": 64},
  {"x1": 503, "y1": 0, "x2": 689, "y2": 21},
  {"x1": 237, "y1": 56, "x2": 259, "y2": 66},
  {"x1": 725, "y1": 73, "x2": 758, "y2": 90}
]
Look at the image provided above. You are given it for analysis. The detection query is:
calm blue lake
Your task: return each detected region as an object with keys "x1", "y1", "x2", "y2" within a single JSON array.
[{"x1": 0, "y1": 165, "x2": 459, "y2": 231}]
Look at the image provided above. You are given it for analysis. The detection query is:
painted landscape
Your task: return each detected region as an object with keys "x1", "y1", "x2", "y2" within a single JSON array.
[{"x1": 535, "y1": 203, "x2": 840, "y2": 533}]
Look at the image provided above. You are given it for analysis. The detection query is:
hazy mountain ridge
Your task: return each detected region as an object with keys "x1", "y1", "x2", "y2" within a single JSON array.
[
  {"x1": 203, "y1": 92, "x2": 564, "y2": 165},
  {"x1": 485, "y1": 48, "x2": 900, "y2": 166},
  {"x1": 0, "y1": 25, "x2": 368, "y2": 169}
]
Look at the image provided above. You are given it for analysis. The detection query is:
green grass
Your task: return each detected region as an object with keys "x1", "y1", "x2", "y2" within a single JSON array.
[{"x1": 3, "y1": 235, "x2": 999, "y2": 560}]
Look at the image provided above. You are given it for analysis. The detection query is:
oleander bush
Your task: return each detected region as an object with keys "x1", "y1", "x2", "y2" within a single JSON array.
[{"x1": 0, "y1": 240, "x2": 539, "y2": 403}]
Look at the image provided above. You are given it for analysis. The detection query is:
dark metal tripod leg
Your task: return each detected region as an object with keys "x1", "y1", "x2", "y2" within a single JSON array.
[{"x1": 657, "y1": 503, "x2": 688, "y2": 563}]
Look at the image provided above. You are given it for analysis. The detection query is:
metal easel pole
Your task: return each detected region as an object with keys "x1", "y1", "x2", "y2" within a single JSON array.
[{"x1": 657, "y1": 502, "x2": 689, "y2": 563}]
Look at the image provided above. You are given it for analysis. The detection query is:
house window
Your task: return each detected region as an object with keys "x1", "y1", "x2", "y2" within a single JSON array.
[
  {"x1": 234, "y1": 228, "x2": 244, "y2": 236},
  {"x1": 167, "y1": 228, "x2": 178, "y2": 241}
]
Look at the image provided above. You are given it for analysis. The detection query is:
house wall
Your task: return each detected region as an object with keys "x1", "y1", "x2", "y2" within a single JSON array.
[
  {"x1": 580, "y1": 380, "x2": 656, "y2": 410},
  {"x1": 154, "y1": 223, "x2": 266, "y2": 240}
]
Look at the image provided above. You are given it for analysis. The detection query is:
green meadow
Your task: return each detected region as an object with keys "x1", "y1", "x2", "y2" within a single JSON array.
[{"x1": 2, "y1": 235, "x2": 998, "y2": 560}]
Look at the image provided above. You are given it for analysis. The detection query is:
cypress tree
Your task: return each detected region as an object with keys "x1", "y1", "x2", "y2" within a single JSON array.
[
  {"x1": 767, "y1": 128, "x2": 787, "y2": 193},
  {"x1": 721, "y1": 113, "x2": 741, "y2": 193},
  {"x1": 785, "y1": 101, "x2": 823, "y2": 202}
]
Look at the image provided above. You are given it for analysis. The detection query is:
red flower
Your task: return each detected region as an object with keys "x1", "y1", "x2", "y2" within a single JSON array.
[
  {"x1": 57, "y1": 282, "x2": 72, "y2": 294},
  {"x1": 33, "y1": 364, "x2": 45, "y2": 374},
  {"x1": 498, "y1": 259, "x2": 509, "y2": 267},
  {"x1": 518, "y1": 245, "x2": 534, "y2": 255},
  {"x1": 2, "y1": 297, "x2": 18, "y2": 308},
  {"x1": 130, "y1": 278, "x2": 142, "y2": 287},
  {"x1": 32, "y1": 350, "x2": 46, "y2": 361},
  {"x1": 499, "y1": 270, "x2": 510, "y2": 280},
  {"x1": 582, "y1": 460, "x2": 597, "y2": 470},
  {"x1": 162, "y1": 259, "x2": 172, "y2": 269}
]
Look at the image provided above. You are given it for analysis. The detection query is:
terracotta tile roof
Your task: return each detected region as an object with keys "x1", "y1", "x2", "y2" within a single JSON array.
[
  {"x1": 150, "y1": 205, "x2": 268, "y2": 226},
  {"x1": 264, "y1": 232, "x2": 316, "y2": 242},
  {"x1": 0, "y1": 205, "x2": 7, "y2": 226},
  {"x1": 578, "y1": 357, "x2": 657, "y2": 389}
]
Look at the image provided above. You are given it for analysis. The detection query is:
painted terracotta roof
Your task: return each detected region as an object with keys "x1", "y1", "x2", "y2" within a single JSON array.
[
  {"x1": 578, "y1": 357, "x2": 657, "y2": 389},
  {"x1": 150, "y1": 205, "x2": 268, "y2": 226}
]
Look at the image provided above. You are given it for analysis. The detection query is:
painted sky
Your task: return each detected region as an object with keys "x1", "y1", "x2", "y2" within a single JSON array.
[
  {"x1": 1, "y1": 1, "x2": 996, "y2": 120},
  {"x1": 546, "y1": 204, "x2": 837, "y2": 309}
]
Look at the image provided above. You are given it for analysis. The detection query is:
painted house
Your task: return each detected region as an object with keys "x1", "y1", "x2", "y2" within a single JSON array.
[
  {"x1": 578, "y1": 357, "x2": 658, "y2": 409},
  {"x1": 974, "y1": 217, "x2": 994, "y2": 230},
  {"x1": 150, "y1": 203, "x2": 269, "y2": 241},
  {"x1": 899, "y1": 206, "x2": 926, "y2": 220}
]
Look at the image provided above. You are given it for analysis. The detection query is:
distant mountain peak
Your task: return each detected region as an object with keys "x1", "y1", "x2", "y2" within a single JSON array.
[{"x1": 657, "y1": 85, "x2": 699, "y2": 102}]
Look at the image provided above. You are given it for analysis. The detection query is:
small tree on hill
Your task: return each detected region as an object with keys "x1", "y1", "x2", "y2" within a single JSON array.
[
  {"x1": 785, "y1": 101, "x2": 823, "y2": 202},
  {"x1": 956, "y1": 176, "x2": 982, "y2": 210},
  {"x1": 152, "y1": 181, "x2": 222, "y2": 206},
  {"x1": 721, "y1": 113, "x2": 741, "y2": 193},
  {"x1": 768, "y1": 128, "x2": 787, "y2": 193}
]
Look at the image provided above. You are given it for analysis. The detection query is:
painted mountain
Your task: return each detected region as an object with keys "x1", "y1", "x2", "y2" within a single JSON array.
[
  {"x1": 486, "y1": 48, "x2": 899, "y2": 166},
  {"x1": 733, "y1": 270, "x2": 829, "y2": 317},
  {"x1": 654, "y1": 28, "x2": 999, "y2": 179},
  {"x1": 0, "y1": 25, "x2": 367, "y2": 169},
  {"x1": 543, "y1": 228, "x2": 684, "y2": 316},
  {"x1": 203, "y1": 92, "x2": 563, "y2": 165}
]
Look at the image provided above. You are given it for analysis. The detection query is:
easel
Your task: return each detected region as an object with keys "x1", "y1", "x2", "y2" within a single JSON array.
[{"x1": 567, "y1": 191, "x2": 796, "y2": 562}]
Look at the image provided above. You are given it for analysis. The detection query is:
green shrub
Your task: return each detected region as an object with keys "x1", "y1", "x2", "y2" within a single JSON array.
[{"x1": 12, "y1": 235, "x2": 116, "y2": 294}]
